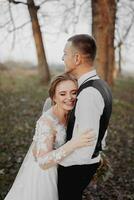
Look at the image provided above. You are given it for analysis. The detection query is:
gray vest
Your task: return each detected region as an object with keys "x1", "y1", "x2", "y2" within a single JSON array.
[{"x1": 66, "y1": 79, "x2": 112, "y2": 158}]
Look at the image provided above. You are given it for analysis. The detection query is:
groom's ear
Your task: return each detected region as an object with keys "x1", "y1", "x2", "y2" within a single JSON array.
[{"x1": 74, "y1": 53, "x2": 81, "y2": 65}]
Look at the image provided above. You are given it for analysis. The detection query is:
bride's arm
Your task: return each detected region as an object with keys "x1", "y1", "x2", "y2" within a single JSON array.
[{"x1": 32, "y1": 116, "x2": 94, "y2": 170}]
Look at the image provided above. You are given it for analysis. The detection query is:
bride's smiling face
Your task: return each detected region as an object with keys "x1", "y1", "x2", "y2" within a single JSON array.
[{"x1": 53, "y1": 80, "x2": 77, "y2": 111}]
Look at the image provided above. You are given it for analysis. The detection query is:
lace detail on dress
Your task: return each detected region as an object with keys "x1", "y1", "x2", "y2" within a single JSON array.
[
  {"x1": 32, "y1": 110, "x2": 67, "y2": 169},
  {"x1": 38, "y1": 147, "x2": 66, "y2": 165}
]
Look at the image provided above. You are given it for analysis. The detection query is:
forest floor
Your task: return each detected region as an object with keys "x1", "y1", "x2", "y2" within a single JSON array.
[{"x1": 0, "y1": 68, "x2": 134, "y2": 200}]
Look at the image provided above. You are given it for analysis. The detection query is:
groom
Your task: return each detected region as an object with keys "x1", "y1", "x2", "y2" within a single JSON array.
[{"x1": 57, "y1": 34, "x2": 112, "y2": 200}]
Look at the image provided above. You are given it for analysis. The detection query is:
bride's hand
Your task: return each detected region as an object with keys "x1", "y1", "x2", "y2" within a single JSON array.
[{"x1": 69, "y1": 130, "x2": 96, "y2": 150}]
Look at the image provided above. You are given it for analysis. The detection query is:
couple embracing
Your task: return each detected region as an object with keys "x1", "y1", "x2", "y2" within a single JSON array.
[{"x1": 4, "y1": 34, "x2": 112, "y2": 200}]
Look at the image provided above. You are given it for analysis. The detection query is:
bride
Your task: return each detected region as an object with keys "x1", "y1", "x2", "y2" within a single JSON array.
[{"x1": 4, "y1": 73, "x2": 95, "y2": 200}]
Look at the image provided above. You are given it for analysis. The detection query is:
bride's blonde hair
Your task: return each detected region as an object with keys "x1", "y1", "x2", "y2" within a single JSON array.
[{"x1": 49, "y1": 73, "x2": 77, "y2": 105}]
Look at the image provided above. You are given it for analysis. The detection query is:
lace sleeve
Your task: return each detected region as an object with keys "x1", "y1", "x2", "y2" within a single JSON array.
[{"x1": 32, "y1": 115, "x2": 68, "y2": 170}]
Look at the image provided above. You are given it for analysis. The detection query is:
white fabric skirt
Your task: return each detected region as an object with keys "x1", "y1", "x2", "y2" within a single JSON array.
[{"x1": 4, "y1": 146, "x2": 58, "y2": 200}]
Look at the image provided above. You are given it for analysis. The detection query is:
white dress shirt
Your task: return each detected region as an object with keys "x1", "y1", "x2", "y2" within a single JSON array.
[{"x1": 60, "y1": 70, "x2": 106, "y2": 166}]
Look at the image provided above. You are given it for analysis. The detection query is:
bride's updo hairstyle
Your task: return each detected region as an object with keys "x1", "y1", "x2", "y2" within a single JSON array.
[{"x1": 49, "y1": 73, "x2": 77, "y2": 105}]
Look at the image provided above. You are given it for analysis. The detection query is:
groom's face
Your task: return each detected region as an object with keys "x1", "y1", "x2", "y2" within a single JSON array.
[{"x1": 62, "y1": 41, "x2": 76, "y2": 74}]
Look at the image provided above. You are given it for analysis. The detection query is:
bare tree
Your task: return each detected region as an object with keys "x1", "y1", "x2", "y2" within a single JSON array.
[
  {"x1": 58, "y1": 0, "x2": 91, "y2": 34},
  {"x1": 27, "y1": 0, "x2": 50, "y2": 83},
  {"x1": 115, "y1": 0, "x2": 134, "y2": 74},
  {"x1": 1, "y1": 0, "x2": 50, "y2": 84},
  {"x1": 92, "y1": 0, "x2": 116, "y2": 86}
]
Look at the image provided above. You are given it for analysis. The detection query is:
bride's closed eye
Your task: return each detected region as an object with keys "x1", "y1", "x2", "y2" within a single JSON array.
[
  {"x1": 60, "y1": 93, "x2": 66, "y2": 96},
  {"x1": 71, "y1": 90, "x2": 77, "y2": 96},
  {"x1": 72, "y1": 92, "x2": 77, "y2": 95}
]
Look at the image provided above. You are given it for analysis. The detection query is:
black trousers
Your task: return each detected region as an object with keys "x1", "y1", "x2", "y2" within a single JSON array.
[{"x1": 58, "y1": 162, "x2": 100, "y2": 200}]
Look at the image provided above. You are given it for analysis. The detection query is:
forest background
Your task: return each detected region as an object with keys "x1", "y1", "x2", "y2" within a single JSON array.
[{"x1": 0, "y1": 0, "x2": 134, "y2": 199}]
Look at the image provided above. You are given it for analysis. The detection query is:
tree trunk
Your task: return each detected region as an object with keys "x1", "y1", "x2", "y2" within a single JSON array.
[
  {"x1": 92, "y1": 0, "x2": 116, "y2": 86},
  {"x1": 27, "y1": 0, "x2": 50, "y2": 84},
  {"x1": 118, "y1": 43, "x2": 122, "y2": 74}
]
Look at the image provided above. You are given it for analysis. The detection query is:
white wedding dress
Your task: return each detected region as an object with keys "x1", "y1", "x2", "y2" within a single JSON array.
[{"x1": 4, "y1": 108, "x2": 66, "y2": 200}]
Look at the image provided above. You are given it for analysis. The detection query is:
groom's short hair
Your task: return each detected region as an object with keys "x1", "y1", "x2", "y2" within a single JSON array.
[{"x1": 68, "y1": 34, "x2": 97, "y2": 61}]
